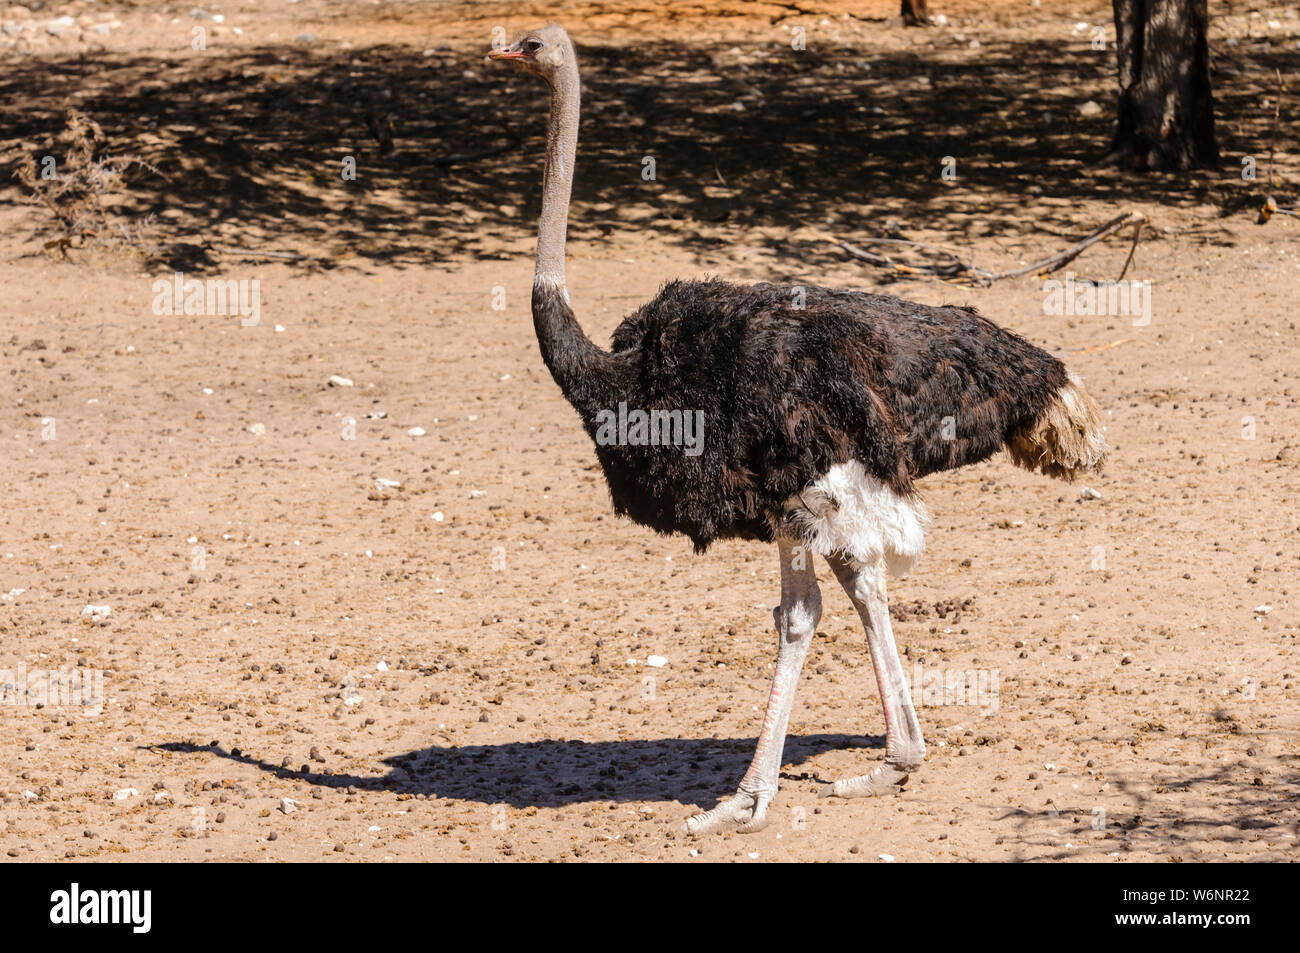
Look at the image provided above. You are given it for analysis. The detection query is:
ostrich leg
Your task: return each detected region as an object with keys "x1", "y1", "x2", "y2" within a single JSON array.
[
  {"x1": 822, "y1": 553, "x2": 925, "y2": 796},
  {"x1": 681, "y1": 539, "x2": 821, "y2": 836}
]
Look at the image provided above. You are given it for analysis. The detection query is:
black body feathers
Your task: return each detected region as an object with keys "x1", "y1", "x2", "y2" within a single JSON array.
[{"x1": 532, "y1": 278, "x2": 1069, "y2": 552}]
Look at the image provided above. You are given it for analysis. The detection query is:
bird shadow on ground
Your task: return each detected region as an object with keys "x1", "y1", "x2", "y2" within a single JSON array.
[
  {"x1": 153, "y1": 732, "x2": 881, "y2": 808},
  {"x1": 1, "y1": 26, "x2": 1293, "y2": 274}
]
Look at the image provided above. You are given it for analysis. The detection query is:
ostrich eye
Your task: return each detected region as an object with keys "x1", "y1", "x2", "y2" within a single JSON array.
[{"x1": 522, "y1": 38, "x2": 544, "y2": 54}]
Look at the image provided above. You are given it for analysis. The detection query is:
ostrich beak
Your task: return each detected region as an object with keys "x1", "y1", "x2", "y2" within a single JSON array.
[{"x1": 488, "y1": 48, "x2": 530, "y2": 61}]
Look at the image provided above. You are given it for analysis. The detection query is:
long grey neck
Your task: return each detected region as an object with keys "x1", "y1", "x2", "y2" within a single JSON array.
[
  {"x1": 535, "y1": 46, "x2": 579, "y2": 288},
  {"x1": 526, "y1": 36, "x2": 622, "y2": 423}
]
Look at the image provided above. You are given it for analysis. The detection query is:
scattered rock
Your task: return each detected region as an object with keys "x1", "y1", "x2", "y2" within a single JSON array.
[{"x1": 45, "y1": 15, "x2": 76, "y2": 36}]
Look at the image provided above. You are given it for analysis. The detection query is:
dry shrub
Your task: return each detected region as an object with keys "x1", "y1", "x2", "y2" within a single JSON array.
[{"x1": 14, "y1": 110, "x2": 161, "y2": 259}]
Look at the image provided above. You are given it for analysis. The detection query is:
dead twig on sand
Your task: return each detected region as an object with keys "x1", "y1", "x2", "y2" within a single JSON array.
[
  {"x1": 1069, "y1": 338, "x2": 1134, "y2": 355},
  {"x1": 1116, "y1": 219, "x2": 1144, "y2": 281},
  {"x1": 835, "y1": 236, "x2": 976, "y2": 278},
  {"x1": 824, "y1": 211, "x2": 1146, "y2": 286},
  {"x1": 981, "y1": 212, "x2": 1146, "y2": 282}
]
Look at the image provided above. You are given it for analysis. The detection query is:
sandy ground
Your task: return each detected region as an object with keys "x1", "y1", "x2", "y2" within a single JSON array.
[{"x1": 1, "y1": 0, "x2": 1298, "y2": 861}]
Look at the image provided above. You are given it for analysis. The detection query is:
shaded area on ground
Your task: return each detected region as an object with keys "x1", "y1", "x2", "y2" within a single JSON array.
[
  {"x1": 1, "y1": 28, "x2": 1293, "y2": 272},
  {"x1": 994, "y1": 755, "x2": 1300, "y2": 862}
]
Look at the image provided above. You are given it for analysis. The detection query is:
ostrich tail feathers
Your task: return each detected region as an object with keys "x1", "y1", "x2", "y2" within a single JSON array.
[{"x1": 1006, "y1": 371, "x2": 1107, "y2": 481}]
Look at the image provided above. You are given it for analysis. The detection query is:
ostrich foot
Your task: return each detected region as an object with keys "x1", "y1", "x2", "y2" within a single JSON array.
[
  {"x1": 680, "y1": 787, "x2": 772, "y2": 836},
  {"x1": 820, "y1": 763, "x2": 913, "y2": 799}
]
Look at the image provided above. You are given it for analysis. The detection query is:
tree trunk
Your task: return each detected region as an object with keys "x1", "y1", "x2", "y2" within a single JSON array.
[
  {"x1": 1110, "y1": 0, "x2": 1219, "y2": 170},
  {"x1": 901, "y1": 0, "x2": 929, "y2": 27}
]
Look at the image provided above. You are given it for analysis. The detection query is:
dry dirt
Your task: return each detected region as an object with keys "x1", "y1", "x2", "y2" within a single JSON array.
[{"x1": 1, "y1": 0, "x2": 1298, "y2": 862}]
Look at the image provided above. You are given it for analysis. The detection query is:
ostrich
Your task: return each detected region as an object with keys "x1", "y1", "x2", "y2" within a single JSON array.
[{"x1": 487, "y1": 24, "x2": 1106, "y2": 836}]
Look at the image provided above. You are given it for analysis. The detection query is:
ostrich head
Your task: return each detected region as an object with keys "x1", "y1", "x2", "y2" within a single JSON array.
[{"x1": 487, "y1": 23, "x2": 573, "y2": 82}]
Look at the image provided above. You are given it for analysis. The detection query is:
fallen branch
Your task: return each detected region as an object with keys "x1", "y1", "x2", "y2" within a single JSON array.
[
  {"x1": 979, "y1": 212, "x2": 1146, "y2": 283},
  {"x1": 824, "y1": 210, "x2": 1146, "y2": 286},
  {"x1": 1116, "y1": 218, "x2": 1143, "y2": 281},
  {"x1": 829, "y1": 234, "x2": 988, "y2": 280}
]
